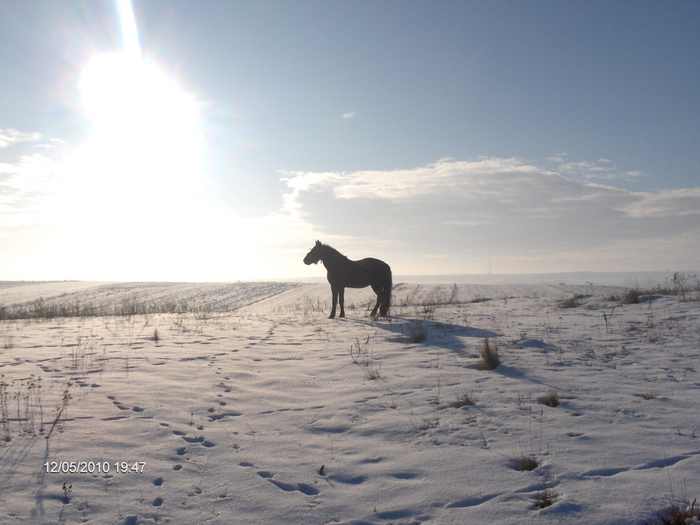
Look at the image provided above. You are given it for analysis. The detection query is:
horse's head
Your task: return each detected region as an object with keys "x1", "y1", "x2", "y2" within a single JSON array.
[{"x1": 303, "y1": 240, "x2": 323, "y2": 265}]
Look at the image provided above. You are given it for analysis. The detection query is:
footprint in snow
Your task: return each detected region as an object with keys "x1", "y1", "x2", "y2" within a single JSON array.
[{"x1": 267, "y1": 478, "x2": 320, "y2": 496}]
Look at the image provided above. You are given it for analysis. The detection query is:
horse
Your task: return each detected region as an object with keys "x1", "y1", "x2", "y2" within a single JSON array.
[{"x1": 303, "y1": 240, "x2": 392, "y2": 319}]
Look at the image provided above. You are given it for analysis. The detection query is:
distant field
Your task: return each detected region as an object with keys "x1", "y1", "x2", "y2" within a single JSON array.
[{"x1": 0, "y1": 281, "x2": 298, "y2": 319}]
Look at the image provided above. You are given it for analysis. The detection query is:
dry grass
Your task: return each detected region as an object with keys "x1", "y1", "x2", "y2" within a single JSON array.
[
  {"x1": 450, "y1": 391, "x2": 475, "y2": 408},
  {"x1": 349, "y1": 337, "x2": 382, "y2": 380},
  {"x1": 537, "y1": 391, "x2": 560, "y2": 407},
  {"x1": 635, "y1": 391, "x2": 657, "y2": 400},
  {"x1": 622, "y1": 288, "x2": 642, "y2": 304},
  {"x1": 645, "y1": 498, "x2": 700, "y2": 525},
  {"x1": 349, "y1": 337, "x2": 371, "y2": 365},
  {"x1": 531, "y1": 489, "x2": 558, "y2": 509},
  {"x1": 509, "y1": 454, "x2": 539, "y2": 471},
  {"x1": 559, "y1": 294, "x2": 589, "y2": 308},
  {"x1": 479, "y1": 338, "x2": 500, "y2": 370}
]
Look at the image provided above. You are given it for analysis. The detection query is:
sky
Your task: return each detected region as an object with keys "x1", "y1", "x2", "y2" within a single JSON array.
[{"x1": 1, "y1": 0, "x2": 699, "y2": 281}]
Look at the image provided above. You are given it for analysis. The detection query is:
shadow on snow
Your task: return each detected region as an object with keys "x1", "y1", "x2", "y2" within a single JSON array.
[{"x1": 346, "y1": 315, "x2": 498, "y2": 354}]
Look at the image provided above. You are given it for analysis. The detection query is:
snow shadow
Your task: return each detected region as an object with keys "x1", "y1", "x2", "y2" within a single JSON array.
[{"x1": 349, "y1": 316, "x2": 497, "y2": 354}]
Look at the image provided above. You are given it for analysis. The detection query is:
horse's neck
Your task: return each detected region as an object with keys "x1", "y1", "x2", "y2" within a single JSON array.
[{"x1": 321, "y1": 250, "x2": 346, "y2": 271}]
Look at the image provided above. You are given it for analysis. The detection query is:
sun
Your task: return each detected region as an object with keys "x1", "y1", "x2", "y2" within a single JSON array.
[
  {"x1": 77, "y1": 50, "x2": 204, "y2": 202},
  {"x1": 55, "y1": 0, "x2": 205, "y2": 227}
]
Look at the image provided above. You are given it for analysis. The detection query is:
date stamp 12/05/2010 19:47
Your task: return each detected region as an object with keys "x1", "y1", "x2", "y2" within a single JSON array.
[{"x1": 44, "y1": 460, "x2": 146, "y2": 475}]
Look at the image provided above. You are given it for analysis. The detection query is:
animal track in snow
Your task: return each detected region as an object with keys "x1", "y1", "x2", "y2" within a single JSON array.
[
  {"x1": 578, "y1": 449, "x2": 700, "y2": 478},
  {"x1": 445, "y1": 493, "x2": 500, "y2": 508}
]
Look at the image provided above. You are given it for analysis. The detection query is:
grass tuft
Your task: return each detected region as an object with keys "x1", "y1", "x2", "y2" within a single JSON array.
[
  {"x1": 509, "y1": 455, "x2": 539, "y2": 471},
  {"x1": 622, "y1": 288, "x2": 642, "y2": 304},
  {"x1": 645, "y1": 498, "x2": 700, "y2": 525},
  {"x1": 559, "y1": 294, "x2": 588, "y2": 308},
  {"x1": 480, "y1": 338, "x2": 500, "y2": 370},
  {"x1": 635, "y1": 391, "x2": 657, "y2": 400},
  {"x1": 451, "y1": 391, "x2": 475, "y2": 408},
  {"x1": 537, "y1": 391, "x2": 560, "y2": 408},
  {"x1": 532, "y1": 489, "x2": 558, "y2": 509}
]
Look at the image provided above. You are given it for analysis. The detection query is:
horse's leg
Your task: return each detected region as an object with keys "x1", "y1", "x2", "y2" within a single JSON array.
[
  {"x1": 329, "y1": 285, "x2": 338, "y2": 319},
  {"x1": 339, "y1": 287, "x2": 346, "y2": 318},
  {"x1": 379, "y1": 288, "x2": 390, "y2": 317},
  {"x1": 370, "y1": 285, "x2": 380, "y2": 318}
]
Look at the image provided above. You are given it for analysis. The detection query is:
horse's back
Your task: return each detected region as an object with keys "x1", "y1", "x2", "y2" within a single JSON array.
[
  {"x1": 339, "y1": 257, "x2": 390, "y2": 288},
  {"x1": 354, "y1": 257, "x2": 391, "y2": 272}
]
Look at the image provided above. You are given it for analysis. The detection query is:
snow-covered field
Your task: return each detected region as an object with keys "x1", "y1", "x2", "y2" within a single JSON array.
[{"x1": 1, "y1": 280, "x2": 699, "y2": 524}]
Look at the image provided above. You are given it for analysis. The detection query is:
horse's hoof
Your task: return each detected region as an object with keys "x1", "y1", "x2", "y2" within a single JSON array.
[{"x1": 328, "y1": 314, "x2": 336, "y2": 319}]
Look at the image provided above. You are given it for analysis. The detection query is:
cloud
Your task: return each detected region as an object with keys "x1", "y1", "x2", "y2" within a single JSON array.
[
  {"x1": 0, "y1": 128, "x2": 42, "y2": 149},
  {"x1": 553, "y1": 157, "x2": 644, "y2": 183},
  {"x1": 622, "y1": 188, "x2": 700, "y2": 218},
  {"x1": 0, "y1": 148, "x2": 64, "y2": 229},
  {"x1": 279, "y1": 157, "x2": 700, "y2": 273},
  {"x1": 341, "y1": 112, "x2": 356, "y2": 119},
  {"x1": 545, "y1": 152, "x2": 567, "y2": 163},
  {"x1": 284, "y1": 158, "x2": 546, "y2": 201}
]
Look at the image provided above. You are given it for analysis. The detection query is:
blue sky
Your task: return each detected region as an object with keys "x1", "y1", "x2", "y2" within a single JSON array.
[{"x1": 1, "y1": 1, "x2": 699, "y2": 280}]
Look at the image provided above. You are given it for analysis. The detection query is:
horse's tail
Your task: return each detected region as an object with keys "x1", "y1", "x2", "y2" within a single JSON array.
[{"x1": 380, "y1": 266, "x2": 392, "y2": 317}]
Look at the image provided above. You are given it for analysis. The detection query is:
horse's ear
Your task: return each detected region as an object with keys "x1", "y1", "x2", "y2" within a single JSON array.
[{"x1": 315, "y1": 240, "x2": 321, "y2": 246}]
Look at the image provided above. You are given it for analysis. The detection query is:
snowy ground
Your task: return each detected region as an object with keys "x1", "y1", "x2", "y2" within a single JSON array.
[{"x1": 1, "y1": 280, "x2": 699, "y2": 524}]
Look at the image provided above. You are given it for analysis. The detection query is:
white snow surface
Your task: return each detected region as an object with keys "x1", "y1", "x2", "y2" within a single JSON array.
[{"x1": 1, "y1": 281, "x2": 699, "y2": 524}]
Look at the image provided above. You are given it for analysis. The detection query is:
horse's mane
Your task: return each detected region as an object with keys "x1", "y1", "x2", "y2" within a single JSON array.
[{"x1": 320, "y1": 242, "x2": 349, "y2": 261}]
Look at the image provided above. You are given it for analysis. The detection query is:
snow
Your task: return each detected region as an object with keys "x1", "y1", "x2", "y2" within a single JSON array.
[{"x1": 1, "y1": 281, "x2": 699, "y2": 524}]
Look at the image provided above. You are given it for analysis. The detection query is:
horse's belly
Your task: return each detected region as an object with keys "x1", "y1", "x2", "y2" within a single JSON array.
[{"x1": 345, "y1": 281, "x2": 371, "y2": 289}]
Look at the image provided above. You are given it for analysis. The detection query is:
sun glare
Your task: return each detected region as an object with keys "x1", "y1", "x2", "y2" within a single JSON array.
[
  {"x1": 57, "y1": 45, "x2": 209, "y2": 247},
  {"x1": 79, "y1": 53, "x2": 200, "y2": 149},
  {"x1": 54, "y1": 1, "x2": 204, "y2": 227}
]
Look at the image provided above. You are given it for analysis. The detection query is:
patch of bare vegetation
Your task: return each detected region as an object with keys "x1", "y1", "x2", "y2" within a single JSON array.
[
  {"x1": 509, "y1": 454, "x2": 539, "y2": 471},
  {"x1": 479, "y1": 338, "x2": 500, "y2": 370},
  {"x1": 622, "y1": 289, "x2": 642, "y2": 305},
  {"x1": 559, "y1": 294, "x2": 590, "y2": 308},
  {"x1": 0, "y1": 282, "x2": 296, "y2": 320},
  {"x1": 349, "y1": 336, "x2": 383, "y2": 380},
  {"x1": 619, "y1": 272, "x2": 699, "y2": 306},
  {"x1": 635, "y1": 391, "x2": 657, "y2": 400},
  {"x1": 537, "y1": 391, "x2": 560, "y2": 408},
  {"x1": 644, "y1": 498, "x2": 700, "y2": 525},
  {"x1": 396, "y1": 283, "x2": 491, "y2": 309},
  {"x1": 0, "y1": 375, "x2": 72, "y2": 442},
  {"x1": 450, "y1": 391, "x2": 475, "y2": 408},
  {"x1": 531, "y1": 489, "x2": 558, "y2": 509}
]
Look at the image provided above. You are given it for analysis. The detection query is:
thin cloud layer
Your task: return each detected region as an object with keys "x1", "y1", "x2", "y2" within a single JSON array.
[
  {"x1": 0, "y1": 128, "x2": 42, "y2": 149},
  {"x1": 281, "y1": 158, "x2": 700, "y2": 272}
]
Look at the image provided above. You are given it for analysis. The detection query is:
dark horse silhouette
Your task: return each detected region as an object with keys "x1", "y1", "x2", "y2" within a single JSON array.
[{"x1": 303, "y1": 241, "x2": 392, "y2": 319}]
